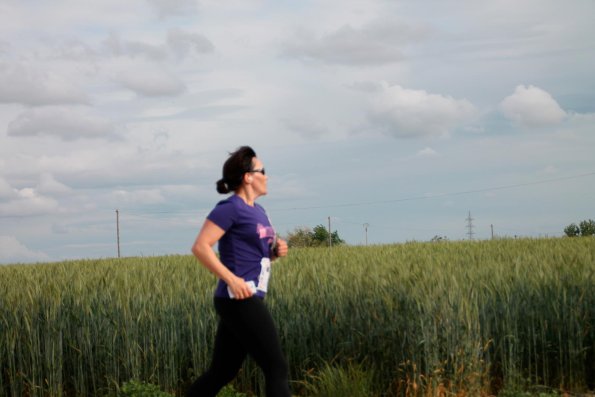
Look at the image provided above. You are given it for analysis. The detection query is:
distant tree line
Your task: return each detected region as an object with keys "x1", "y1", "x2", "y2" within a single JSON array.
[
  {"x1": 431, "y1": 235, "x2": 449, "y2": 242},
  {"x1": 284, "y1": 220, "x2": 594, "y2": 246},
  {"x1": 564, "y1": 219, "x2": 595, "y2": 237},
  {"x1": 285, "y1": 225, "x2": 345, "y2": 248}
]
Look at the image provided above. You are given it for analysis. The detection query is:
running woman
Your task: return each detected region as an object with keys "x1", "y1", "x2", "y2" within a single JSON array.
[{"x1": 186, "y1": 146, "x2": 291, "y2": 397}]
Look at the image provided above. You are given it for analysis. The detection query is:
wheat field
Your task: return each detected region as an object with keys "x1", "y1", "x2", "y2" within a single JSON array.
[{"x1": 1, "y1": 237, "x2": 594, "y2": 396}]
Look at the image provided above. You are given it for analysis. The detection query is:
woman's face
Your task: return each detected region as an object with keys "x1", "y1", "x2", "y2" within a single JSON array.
[{"x1": 248, "y1": 157, "x2": 268, "y2": 197}]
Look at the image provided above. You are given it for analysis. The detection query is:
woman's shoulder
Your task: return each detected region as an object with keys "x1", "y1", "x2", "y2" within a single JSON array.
[
  {"x1": 213, "y1": 195, "x2": 240, "y2": 210},
  {"x1": 213, "y1": 195, "x2": 266, "y2": 216},
  {"x1": 208, "y1": 195, "x2": 240, "y2": 227}
]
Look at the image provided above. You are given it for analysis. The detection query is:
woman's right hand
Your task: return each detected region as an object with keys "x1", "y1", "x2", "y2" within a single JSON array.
[{"x1": 228, "y1": 276, "x2": 255, "y2": 300}]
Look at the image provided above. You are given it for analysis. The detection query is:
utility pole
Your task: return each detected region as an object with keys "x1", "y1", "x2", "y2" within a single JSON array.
[
  {"x1": 466, "y1": 211, "x2": 474, "y2": 240},
  {"x1": 363, "y1": 223, "x2": 369, "y2": 245},
  {"x1": 328, "y1": 216, "x2": 332, "y2": 248},
  {"x1": 116, "y1": 209, "x2": 121, "y2": 258},
  {"x1": 491, "y1": 224, "x2": 494, "y2": 240}
]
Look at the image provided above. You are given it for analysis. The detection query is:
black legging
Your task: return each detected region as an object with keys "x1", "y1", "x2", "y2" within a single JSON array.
[{"x1": 186, "y1": 297, "x2": 291, "y2": 397}]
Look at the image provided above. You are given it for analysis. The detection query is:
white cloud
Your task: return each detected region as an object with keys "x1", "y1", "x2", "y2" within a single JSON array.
[
  {"x1": 417, "y1": 147, "x2": 437, "y2": 157},
  {"x1": 110, "y1": 189, "x2": 166, "y2": 205},
  {"x1": 0, "y1": 1, "x2": 155, "y2": 35},
  {"x1": 282, "y1": 18, "x2": 428, "y2": 66},
  {"x1": 102, "y1": 32, "x2": 167, "y2": 60},
  {"x1": 562, "y1": 112, "x2": 595, "y2": 136},
  {"x1": 106, "y1": 57, "x2": 186, "y2": 97},
  {"x1": 7, "y1": 106, "x2": 116, "y2": 140},
  {"x1": 0, "y1": 235, "x2": 49, "y2": 264},
  {"x1": 0, "y1": 188, "x2": 59, "y2": 217},
  {"x1": 283, "y1": 117, "x2": 329, "y2": 139},
  {"x1": 37, "y1": 173, "x2": 72, "y2": 196},
  {"x1": 0, "y1": 177, "x2": 17, "y2": 199},
  {"x1": 52, "y1": 39, "x2": 98, "y2": 61},
  {"x1": 102, "y1": 29, "x2": 213, "y2": 61},
  {"x1": 499, "y1": 85, "x2": 566, "y2": 128},
  {"x1": 0, "y1": 62, "x2": 88, "y2": 106},
  {"x1": 146, "y1": 0, "x2": 198, "y2": 18},
  {"x1": 167, "y1": 29, "x2": 215, "y2": 58},
  {"x1": 368, "y1": 83, "x2": 477, "y2": 138}
]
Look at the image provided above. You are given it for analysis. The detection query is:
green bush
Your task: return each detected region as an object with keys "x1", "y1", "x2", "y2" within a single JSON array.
[
  {"x1": 119, "y1": 380, "x2": 172, "y2": 396},
  {"x1": 217, "y1": 384, "x2": 248, "y2": 397}
]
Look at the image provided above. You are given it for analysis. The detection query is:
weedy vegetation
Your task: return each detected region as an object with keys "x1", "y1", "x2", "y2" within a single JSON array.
[{"x1": 0, "y1": 237, "x2": 593, "y2": 396}]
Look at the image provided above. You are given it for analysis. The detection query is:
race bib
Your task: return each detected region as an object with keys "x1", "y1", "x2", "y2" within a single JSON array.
[{"x1": 257, "y1": 257, "x2": 271, "y2": 293}]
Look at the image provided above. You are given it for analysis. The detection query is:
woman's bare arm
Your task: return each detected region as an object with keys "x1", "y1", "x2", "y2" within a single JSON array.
[{"x1": 191, "y1": 219, "x2": 255, "y2": 299}]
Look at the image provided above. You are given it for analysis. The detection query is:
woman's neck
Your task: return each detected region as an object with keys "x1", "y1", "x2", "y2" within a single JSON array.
[{"x1": 235, "y1": 189, "x2": 255, "y2": 207}]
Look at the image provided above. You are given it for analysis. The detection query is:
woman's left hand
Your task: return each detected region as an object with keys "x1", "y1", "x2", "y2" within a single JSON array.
[{"x1": 275, "y1": 238, "x2": 288, "y2": 258}]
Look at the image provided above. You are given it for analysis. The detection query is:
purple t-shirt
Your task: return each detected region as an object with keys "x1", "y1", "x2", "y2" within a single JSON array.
[{"x1": 207, "y1": 194, "x2": 276, "y2": 299}]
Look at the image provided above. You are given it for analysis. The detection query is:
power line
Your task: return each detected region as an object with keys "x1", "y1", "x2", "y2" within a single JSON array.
[
  {"x1": 272, "y1": 171, "x2": 595, "y2": 212},
  {"x1": 1, "y1": 171, "x2": 593, "y2": 219}
]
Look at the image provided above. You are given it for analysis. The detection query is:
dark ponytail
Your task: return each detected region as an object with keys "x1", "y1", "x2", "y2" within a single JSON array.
[
  {"x1": 216, "y1": 179, "x2": 230, "y2": 194},
  {"x1": 216, "y1": 146, "x2": 256, "y2": 194}
]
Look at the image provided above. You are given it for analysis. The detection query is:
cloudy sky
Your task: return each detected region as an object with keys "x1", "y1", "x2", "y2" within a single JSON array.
[{"x1": 1, "y1": 0, "x2": 594, "y2": 264}]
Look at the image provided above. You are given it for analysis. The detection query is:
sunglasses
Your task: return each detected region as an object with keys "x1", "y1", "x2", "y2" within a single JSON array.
[{"x1": 248, "y1": 168, "x2": 266, "y2": 175}]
